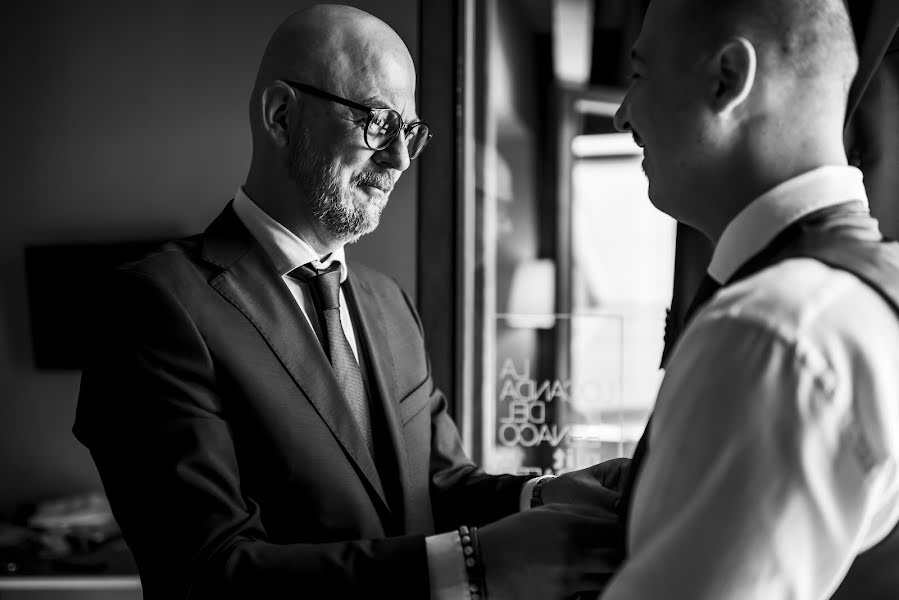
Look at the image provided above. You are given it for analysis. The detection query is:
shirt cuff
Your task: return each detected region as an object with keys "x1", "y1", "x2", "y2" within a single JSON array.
[
  {"x1": 426, "y1": 530, "x2": 471, "y2": 600},
  {"x1": 519, "y1": 474, "x2": 555, "y2": 511}
]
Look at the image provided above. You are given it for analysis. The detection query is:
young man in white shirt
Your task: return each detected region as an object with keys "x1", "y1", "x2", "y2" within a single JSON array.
[{"x1": 606, "y1": 0, "x2": 899, "y2": 598}]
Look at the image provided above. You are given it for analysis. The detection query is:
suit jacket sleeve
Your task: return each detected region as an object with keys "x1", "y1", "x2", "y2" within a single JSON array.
[
  {"x1": 394, "y1": 287, "x2": 532, "y2": 532},
  {"x1": 74, "y1": 267, "x2": 429, "y2": 599}
]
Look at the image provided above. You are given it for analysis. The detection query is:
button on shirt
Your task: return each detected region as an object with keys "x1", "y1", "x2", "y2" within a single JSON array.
[{"x1": 602, "y1": 166, "x2": 899, "y2": 600}]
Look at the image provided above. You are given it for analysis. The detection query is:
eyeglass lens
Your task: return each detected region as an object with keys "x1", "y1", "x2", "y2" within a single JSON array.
[{"x1": 365, "y1": 110, "x2": 430, "y2": 159}]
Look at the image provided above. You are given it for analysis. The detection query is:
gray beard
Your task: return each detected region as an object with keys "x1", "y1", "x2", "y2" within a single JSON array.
[{"x1": 288, "y1": 129, "x2": 388, "y2": 244}]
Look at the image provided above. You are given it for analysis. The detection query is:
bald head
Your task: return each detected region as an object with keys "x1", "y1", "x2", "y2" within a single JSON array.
[
  {"x1": 253, "y1": 5, "x2": 414, "y2": 106},
  {"x1": 615, "y1": 0, "x2": 859, "y2": 239},
  {"x1": 677, "y1": 0, "x2": 858, "y2": 97},
  {"x1": 243, "y1": 5, "x2": 419, "y2": 254}
]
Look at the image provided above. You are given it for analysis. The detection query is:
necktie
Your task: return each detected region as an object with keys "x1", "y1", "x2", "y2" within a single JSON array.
[
  {"x1": 623, "y1": 273, "x2": 720, "y2": 526},
  {"x1": 290, "y1": 262, "x2": 375, "y2": 459},
  {"x1": 683, "y1": 273, "x2": 722, "y2": 324},
  {"x1": 659, "y1": 273, "x2": 722, "y2": 368}
]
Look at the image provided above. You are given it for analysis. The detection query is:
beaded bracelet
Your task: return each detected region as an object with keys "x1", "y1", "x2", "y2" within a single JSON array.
[{"x1": 458, "y1": 525, "x2": 487, "y2": 600}]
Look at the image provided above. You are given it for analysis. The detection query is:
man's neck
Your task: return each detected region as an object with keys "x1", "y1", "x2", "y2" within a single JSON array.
[
  {"x1": 702, "y1": 148, "x2": 849, "y2": 244},
  {"x1": 242, "y1": 180, "x2": 343, "y2": 258}
]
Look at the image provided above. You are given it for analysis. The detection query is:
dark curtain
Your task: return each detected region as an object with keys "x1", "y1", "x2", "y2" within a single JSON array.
[{"x1": 664, "y1": 0, "x2": 899, "y2": 364}]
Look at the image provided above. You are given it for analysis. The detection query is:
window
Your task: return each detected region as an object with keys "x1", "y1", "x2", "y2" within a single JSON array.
[{"x1": 459, "y1": 0, "x2": 673, "y2": 475}]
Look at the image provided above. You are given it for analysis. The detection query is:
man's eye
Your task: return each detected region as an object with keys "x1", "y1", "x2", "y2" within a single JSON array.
[{"x1": 628, "y1": 72, "x2": 642, "y2": 82}]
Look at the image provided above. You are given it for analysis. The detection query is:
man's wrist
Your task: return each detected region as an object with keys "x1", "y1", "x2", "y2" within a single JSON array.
[
  {"x1": 458, "y1": 525, "x2": 487, "y2": 600},
  {"x1": 426, "y1": 530, "x2": 470, "y2": 600},
  {"x1": 529, "y1": 474, "x2": 555, "y2": 508},
  {"x1": 518, "y1": 474, "x2": 556, "y2": 511}
]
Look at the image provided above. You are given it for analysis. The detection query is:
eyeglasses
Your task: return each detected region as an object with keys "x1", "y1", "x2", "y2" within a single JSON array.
[{"x1": 282, "y1": 80, "x2": 432, "y2": 160}]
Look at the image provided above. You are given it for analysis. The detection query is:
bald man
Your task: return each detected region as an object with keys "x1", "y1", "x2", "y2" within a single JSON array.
[
  {"x1": 603, "y1": 0, "x2": 899, "y2": 598},
  {"x1": 74, "y1": 5, "x2": 622, "y2": 599}
]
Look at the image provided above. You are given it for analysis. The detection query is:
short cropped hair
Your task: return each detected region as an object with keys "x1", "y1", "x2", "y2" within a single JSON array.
[{"x1": 676, "y1": 0, "x2": 857, "y2": 89}]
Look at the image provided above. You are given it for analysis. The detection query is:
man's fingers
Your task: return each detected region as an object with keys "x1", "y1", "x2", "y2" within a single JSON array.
[
  {"x1": 546, "y1": 509, "x2": 623, "y2": 547},
  {"x1": 543, "y1": 502, "x2": 623, "y2": 525},
  {"x1": 589, "y1": 457, "x2": 631, "y2": 489},
  {"x1": 583, "y1": 544, "x2": 626, "y2": 566},
  {"x1": 536, "y1": 501, "x2": 618, "y2": 518},
  {"x1": 592, "y1": 485, "x2": 623, "y2": 512},
  {"x1": 560, "y1": 550, "x2": 624, "y2": 595}
]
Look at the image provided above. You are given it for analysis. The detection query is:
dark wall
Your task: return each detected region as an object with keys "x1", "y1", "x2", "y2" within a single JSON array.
[{"x1": 0, "y1": 0, "x2": 419, "y2": 516}]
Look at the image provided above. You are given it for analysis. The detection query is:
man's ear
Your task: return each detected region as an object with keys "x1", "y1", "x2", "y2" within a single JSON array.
[
  {"x1": 708, "y1": 36, "x2": 756, "y2": 114},
  {"x1": 260, "y1": 82, "x2": 295, "y2": 148}
]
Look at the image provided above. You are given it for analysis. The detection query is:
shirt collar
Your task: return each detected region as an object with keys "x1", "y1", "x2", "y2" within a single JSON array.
[
  {"x1": 232, "y1": 187, "x2": 348, "y2": 282},
  {"x1": 708, "y1": 165, "x2": 868, "y2": 283}
]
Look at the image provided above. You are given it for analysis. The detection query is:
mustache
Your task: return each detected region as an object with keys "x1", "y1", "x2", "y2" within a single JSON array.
[{"x1": 354, "y1": 171, "x2": 396, "y2": 193}]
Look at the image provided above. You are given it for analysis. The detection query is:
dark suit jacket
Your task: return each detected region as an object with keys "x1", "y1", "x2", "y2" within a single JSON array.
[{"x1": 74, "y1": 204, "x2": 528, "y2": 599}]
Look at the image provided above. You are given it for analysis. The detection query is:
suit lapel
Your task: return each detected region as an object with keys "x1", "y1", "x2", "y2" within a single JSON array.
[
  {"x1": 343, "y1": 271, "x2": 412, "y2": 522},
  {"x1": 201, "y1": 205, "x2": 390, "y2": 513}
]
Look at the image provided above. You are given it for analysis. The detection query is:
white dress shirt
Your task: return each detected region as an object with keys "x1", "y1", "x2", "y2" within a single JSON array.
[
  {"x1": 233, "y1": 189, "x2": 359, "y2": 359},
  {"x1": 602, "y1": 166, "x2": 899, "y2": 599},
  {"x1": 233, "y1": 188, "x2": 541, "y2": 599}
]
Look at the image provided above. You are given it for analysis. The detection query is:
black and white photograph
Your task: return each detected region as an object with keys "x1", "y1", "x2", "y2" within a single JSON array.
[{"x1": 1, "y1": 1, "x2": 898, "y2": 598}]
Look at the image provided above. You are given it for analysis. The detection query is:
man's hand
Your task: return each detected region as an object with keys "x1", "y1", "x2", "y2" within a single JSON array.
[
  {"x1": 539, "y1": 458, "x2": 631, "y2": 513},
  {"x1": 478, "y1": 503, "x2": 624, "y2": 599}
]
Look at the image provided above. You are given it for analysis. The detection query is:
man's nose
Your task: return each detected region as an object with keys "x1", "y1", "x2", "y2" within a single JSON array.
[{"x1": 374, "y1": 133, "x2": 411, "y2": 172}]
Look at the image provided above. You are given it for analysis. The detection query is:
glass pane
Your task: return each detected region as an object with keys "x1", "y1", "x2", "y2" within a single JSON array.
[
  {"x1": 489, "y1": 313, "x2": 624, "y2": 475},
  {"x1": 466, "y1": 0, "x2": 671, "y2": 475},
  {"x1": 570, "y1": 155, "x2": 676, "y2": 461}
]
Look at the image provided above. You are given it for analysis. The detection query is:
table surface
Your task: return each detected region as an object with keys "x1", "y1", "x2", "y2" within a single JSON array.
[{"x1": 0, "y1": 576, "x2": 141, "y2": 590}]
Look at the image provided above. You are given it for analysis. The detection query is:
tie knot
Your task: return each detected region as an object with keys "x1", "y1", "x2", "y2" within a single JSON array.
[{"x1": 290, "y1": 262, "x2": 342, "y2": 310}]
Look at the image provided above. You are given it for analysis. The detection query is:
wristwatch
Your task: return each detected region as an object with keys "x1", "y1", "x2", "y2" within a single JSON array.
[{"x1": 530, "y1": 475, "x2": 554, "y2": 508}]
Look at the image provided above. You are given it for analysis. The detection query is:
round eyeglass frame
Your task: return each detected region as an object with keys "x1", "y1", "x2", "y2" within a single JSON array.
[{"x1": 282, "y1": 80, "x2": 432, "y2": 159}]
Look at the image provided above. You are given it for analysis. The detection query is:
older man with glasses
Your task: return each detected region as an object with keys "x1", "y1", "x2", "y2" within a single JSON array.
[{"x1": 73, "y1": 5, "x2": 624, "y2": 599}]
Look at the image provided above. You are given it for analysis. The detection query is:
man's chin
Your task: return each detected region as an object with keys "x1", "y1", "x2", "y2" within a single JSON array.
[
  {"x1": 646, "y1": 184, "x2": 663, "y2": 210},
  {"x1": 357, "y1": 209, "x2": 382, "y2": 238},
  {"x1": 646, "y1": 189, "x2": 681, "y2": 222},
  {"x1": 355, "y1": 186, "x2": 390, "y2": 208},
  {"x1": 335, "y1": 210, "x2": 382, "y2": 245}
]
